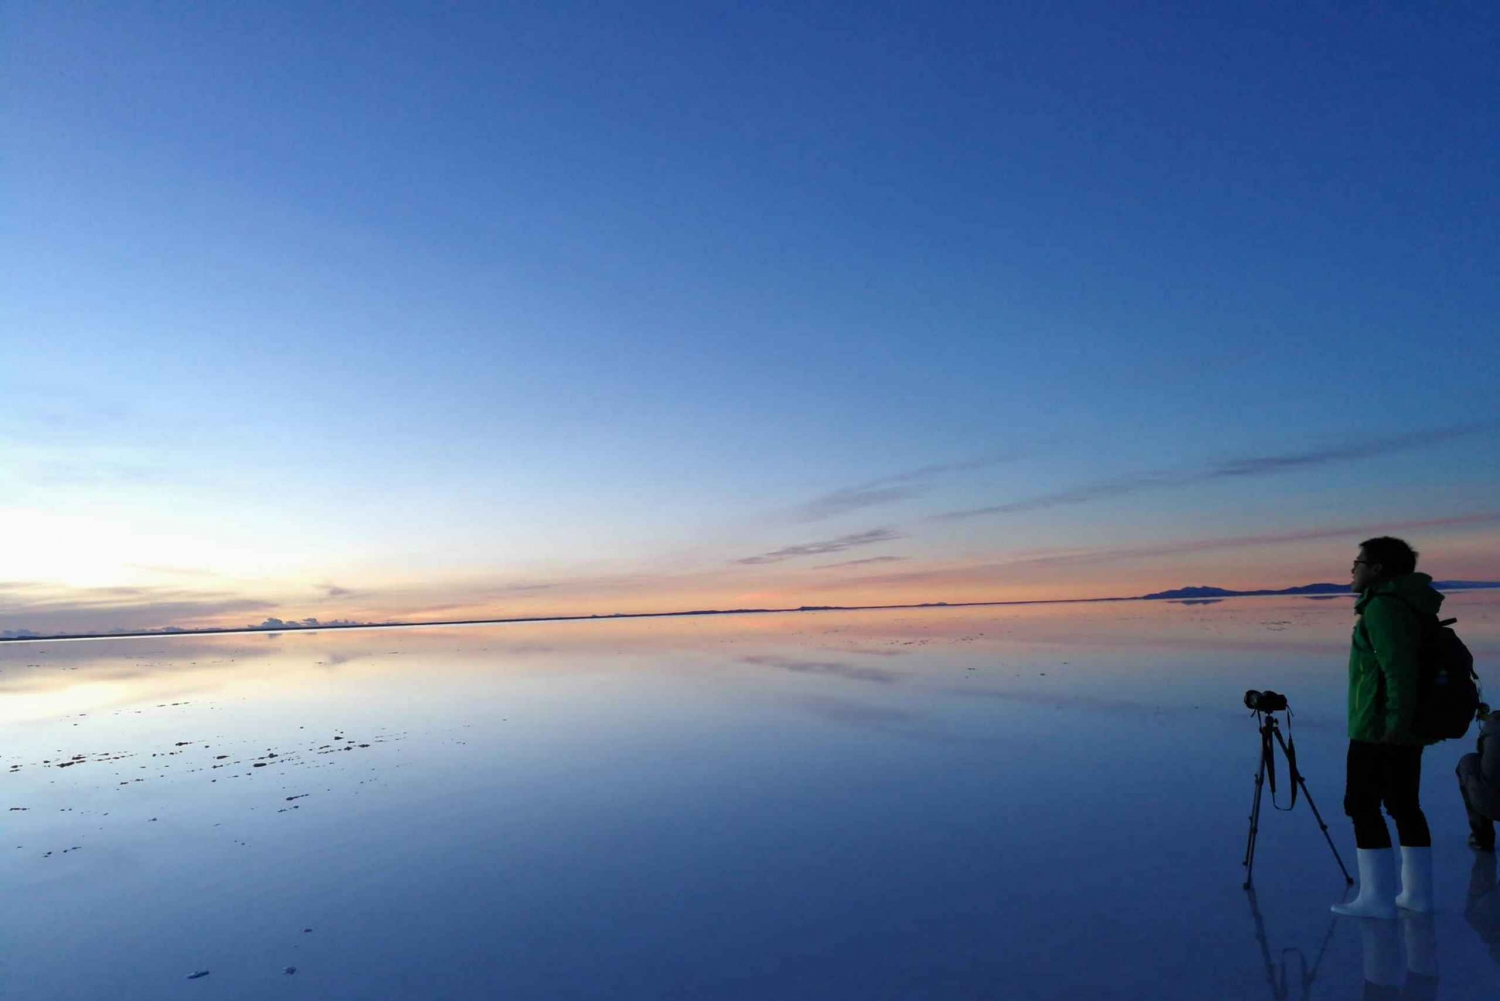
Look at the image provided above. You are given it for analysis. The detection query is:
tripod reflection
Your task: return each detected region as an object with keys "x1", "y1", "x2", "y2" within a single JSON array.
[{"x1": 1244, "y1": 887, "x2": 1337, "y2": 1001}]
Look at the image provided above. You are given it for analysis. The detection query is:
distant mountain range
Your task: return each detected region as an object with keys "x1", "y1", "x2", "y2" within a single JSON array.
[{"x1": 1139, "y1": 581, "x2": 1500, "y2": 600}]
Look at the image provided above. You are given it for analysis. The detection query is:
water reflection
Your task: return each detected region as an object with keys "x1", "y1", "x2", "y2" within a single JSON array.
[
  {"x1": 1244, "y1": 888, "x2": 1338, "y2": 999},
  {"x1": 1467, "y1": 851, "x2": 1500, "y2": 967},
  {"x1": 1352, "y1": 914, "x2": 1441, "y2": 1000},
  {"x1": 1403, "y1": 914, "x2": 1440, "y2": 998},
  {"x1": 1, "y1": 592, "x2": 1498, "y2": 999},
  {"x1": 1360, "y1": 919, "x2": 1406, "y2": 996}
]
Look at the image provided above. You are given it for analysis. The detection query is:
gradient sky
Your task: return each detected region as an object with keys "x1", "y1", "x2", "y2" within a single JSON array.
[{"x1": 4, "y1": 2, "x2": 1500, "y2": 634}]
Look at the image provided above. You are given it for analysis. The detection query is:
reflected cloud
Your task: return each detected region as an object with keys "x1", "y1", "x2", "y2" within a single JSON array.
[
  {"x1": 741, "y1": 654, "x2": 901, "y2": 684},
  {"x1": 951, "y1": 686, "x2": 1195, "y2": 717},
  {"x1": 793, "y1": 694, "x2": 922, "y2": 728}
]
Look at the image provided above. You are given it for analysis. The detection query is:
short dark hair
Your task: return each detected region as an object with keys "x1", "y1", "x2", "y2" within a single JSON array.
[{"x1": 1359, "y1": 536, "x2": 1419, "y2": 577}]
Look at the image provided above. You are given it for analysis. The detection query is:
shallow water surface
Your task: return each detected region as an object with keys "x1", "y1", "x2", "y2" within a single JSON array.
[{"x1": 4, "y1": 593, "x2": 1500, "y2": 999}]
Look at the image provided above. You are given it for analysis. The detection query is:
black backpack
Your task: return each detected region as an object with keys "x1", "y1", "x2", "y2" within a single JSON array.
[{"x1": 1376, "y1": 593, "x2": 1481, "y2": 742}]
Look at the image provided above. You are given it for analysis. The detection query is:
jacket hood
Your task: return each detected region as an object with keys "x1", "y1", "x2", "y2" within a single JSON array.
[{"x1": 1358, "y1": 572, "x2": 1444, "y2": 615}]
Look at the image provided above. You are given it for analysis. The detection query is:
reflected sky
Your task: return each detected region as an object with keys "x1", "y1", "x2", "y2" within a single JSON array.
[{"x1": 4, "y1": 593, "x2": 1500, "y2": 999}]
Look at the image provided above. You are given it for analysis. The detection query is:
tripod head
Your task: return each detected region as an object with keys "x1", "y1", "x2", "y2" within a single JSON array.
[{"x1": 1253, "y1": 707, "x2": 1287, "y2": 736}]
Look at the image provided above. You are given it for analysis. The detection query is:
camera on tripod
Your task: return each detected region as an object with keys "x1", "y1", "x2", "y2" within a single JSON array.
[
  {"x1": 1244, "y1": 689, "x2": 1288, "y2": 713},
  {"x1": 1240, "y1": 687, "x2": 1353, "y2": 890}
]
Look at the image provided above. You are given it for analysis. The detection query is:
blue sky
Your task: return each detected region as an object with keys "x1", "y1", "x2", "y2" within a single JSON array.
[{"x1": 4, "y1": 2, "x2": 1499, "y2": 633}]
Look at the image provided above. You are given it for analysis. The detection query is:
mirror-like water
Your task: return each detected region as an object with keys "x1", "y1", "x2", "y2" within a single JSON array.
[{"x1": 4, "y1": 592, "x2": 1499, "y2": 999}]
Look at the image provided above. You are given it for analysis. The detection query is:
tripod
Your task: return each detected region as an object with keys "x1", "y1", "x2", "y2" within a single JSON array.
[{"x1": 1242, "y1": 709, "x2": 1352, "y2": 890}]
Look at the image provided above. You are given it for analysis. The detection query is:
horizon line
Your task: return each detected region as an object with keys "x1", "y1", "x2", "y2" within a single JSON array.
[
  {"x1": 9, "y1": 578, "x2": 1499, "y2": 645},
  {"x1": 0, "y1": 595, "x2": 1131, "y2": 644}
]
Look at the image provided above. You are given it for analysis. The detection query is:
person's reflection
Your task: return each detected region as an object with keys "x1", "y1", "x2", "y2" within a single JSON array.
[
  {"x1": 1401, "y1": 914, "x2": 1438, "y2": 1001},
  {"x1": 1466, "y1": 850, "x2": 1500, "y2": 967},
  {"x1": 1358, "y1": 919, "x2": 1403, "y2": 1000},
  {"x1": 1354, "y1": 914, "x2": 1438, "y2": 1000}
]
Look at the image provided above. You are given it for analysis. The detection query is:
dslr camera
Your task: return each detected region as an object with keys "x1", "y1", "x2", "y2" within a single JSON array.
[{"x1": 1244, "y1": 689, "x2": 1288, "y2": 713}]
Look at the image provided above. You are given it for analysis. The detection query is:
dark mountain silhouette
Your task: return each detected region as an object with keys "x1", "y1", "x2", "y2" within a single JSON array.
[{"x1": 1140, "y1": 580, "x2": 1500, "y2": 600}]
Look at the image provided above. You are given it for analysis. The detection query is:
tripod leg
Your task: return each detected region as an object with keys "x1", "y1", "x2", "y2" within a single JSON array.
[
  {"x1": 1272, "y1": 729, "x2": 1353, "y2": 886},
  {"x1": 1244, "y1": 748, "x2": 1269, "y2": 889}
]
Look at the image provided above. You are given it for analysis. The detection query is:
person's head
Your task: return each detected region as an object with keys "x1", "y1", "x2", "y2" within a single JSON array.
[{"x1": 1351, "y1": 536, "x2": 1418, "y2": 592}]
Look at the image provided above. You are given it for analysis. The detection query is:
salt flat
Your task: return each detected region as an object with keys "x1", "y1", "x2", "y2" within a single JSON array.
[{"x1": 3, "y1": 592, "x2": 1499, "y2": 999}]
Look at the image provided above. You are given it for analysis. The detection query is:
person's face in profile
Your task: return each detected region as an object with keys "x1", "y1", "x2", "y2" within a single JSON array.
[{"x1": 1351, "y1": 548, "x2": 1382, "y2": 592}]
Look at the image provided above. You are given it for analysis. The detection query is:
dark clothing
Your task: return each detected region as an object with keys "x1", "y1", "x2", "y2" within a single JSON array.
[
  {"x1": 1348, "y1": 574, "x2": 1443, "y2": 745},
  {"x1": 1344, "y1": 740, "x2": 1431, "y2": 849},
  {"x1": 1457, "y1": 716, "x2": 1500, "y2": 849},
  {"x1": 1460, "y1": 755, "x2": 1496, "y2": 849}
]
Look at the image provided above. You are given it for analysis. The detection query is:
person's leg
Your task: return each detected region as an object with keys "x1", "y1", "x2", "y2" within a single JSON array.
[
  {"x1": 1347, "y1": 741, "x2": 1394, "y2": 847},
  {"x1": 1458, "y1": 754, "x2": 1496, "y2": 851},
  {"x1": 1385, "y1": 745, "x2": 1435, "y2": 912},
  {"x1": 1336, "y1": 741, "x2": 1399, "y2": 918},
  {"x1": 1383, "y1": 745, "x2": 1431, "y2": 848}
]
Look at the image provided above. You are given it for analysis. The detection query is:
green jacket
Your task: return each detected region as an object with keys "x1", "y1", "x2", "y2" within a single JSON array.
[{"x1": 1348, "y1": 572, "x2": 1443, "y2": 744}]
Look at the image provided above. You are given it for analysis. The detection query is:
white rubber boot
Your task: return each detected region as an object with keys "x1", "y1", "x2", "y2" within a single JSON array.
[
  {"x1": 1332, "y1": 848, "x2": 1399, "y2": 919},
  {"x1": 1394, "y1": 845, "x2": 1434, "y2": 913}
]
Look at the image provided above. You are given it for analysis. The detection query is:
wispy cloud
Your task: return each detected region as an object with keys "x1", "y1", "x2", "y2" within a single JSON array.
[
  {"x1": 821, "y1": 511, "x2": 1500, "y2": 592},
  {"x1": 1206, "y1": 425, "x2": 1486, "y2": 478},
  {"x1": 797, "y1": 485, "x2": 920, "y2": 521},
  {"x1": 794, "y1": 454, "x2": 1021, "y2": 521},
  {"x1": 932, "y1": 425, "x2": 1491, "y2": 522},
  {"x1": 1002, "y1": 511, "x2": 1500, "y2": 569},
  {"x1": 0, "y1": 387, "x2": 132, "y2": 444},
  {"x1": 742, "y1": 655, "x2": 901, "y2": 684},
  {"x1": 815, "y1": 555, "x2": 910, "y2": 570},
  {"x1": 320, "y1": 583, "x2": 357, "y2": 598},
  {"x1": 736, "y1": 527, "x2": 902, "y2": 565},
  {"x1": 128, "y1": 564, "x2": 224, "y2": 578},
  {"x1": 0, "y1": 581, "x2": 278, "y2": 636}
]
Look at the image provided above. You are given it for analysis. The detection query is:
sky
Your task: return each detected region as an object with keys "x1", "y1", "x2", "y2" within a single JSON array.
[{"x1": 4, "y1": 1, "x2": 1500, "y2": 635}]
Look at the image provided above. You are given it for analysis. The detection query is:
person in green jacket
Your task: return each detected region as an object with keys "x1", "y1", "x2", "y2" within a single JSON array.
[{"x1": 1332, "y1": 536, "x2": 1439, "y2": 919}]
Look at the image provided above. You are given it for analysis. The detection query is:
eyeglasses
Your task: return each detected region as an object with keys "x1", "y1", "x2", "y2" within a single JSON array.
[{"x1": 1351, "y1": 559, "x2": 1375, "y2": 570}]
